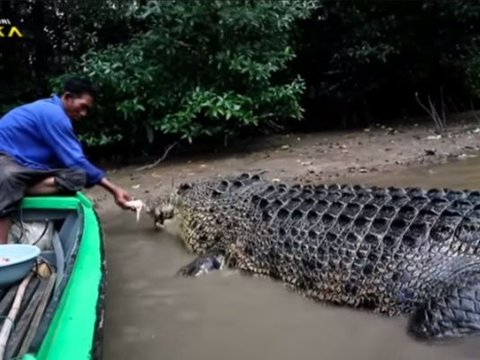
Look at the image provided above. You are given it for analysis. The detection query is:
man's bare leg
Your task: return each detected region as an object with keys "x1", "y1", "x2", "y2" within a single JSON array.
[
  {"x1": 0, "y1": 217, "x2": 10, "y2": 244},
  {"x1": 0, "y1": 177, "x2": 62, "y2": 244},
  {"x1": 25, "y1": 177, "x2": 62, "y2": 196}
]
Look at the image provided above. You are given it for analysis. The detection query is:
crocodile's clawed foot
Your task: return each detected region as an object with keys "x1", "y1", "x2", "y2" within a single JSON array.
[{"x1": 176, "y1": 254, "x2": 225, "y2": 277}]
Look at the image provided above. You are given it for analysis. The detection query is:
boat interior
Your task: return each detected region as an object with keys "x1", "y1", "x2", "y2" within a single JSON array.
[{"x1": 0, "y1": 205, "x2": 83, "y2": 359}]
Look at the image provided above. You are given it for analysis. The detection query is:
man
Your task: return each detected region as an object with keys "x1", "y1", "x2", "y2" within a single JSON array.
[{"x1": 0, "y1": 76, "x2": 134, "y2": 244}]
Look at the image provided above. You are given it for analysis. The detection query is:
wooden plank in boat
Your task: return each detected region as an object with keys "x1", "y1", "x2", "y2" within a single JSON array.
[
  {"x1": 19, "y1": 277, "x2": 40, "y2": 315},
  {"x1": 5, "y1": 277, "x2": 46, "y2": 359},
  {"x1": 0, "y1": 285, "x2": 19, "y2": 319},
  {"x1": 17, "y1": 274, "x2": 56, "y2": 358}
]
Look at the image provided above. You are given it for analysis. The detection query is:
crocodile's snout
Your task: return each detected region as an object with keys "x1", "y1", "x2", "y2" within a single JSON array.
[{"x1": 145, "y1": 197, "x2": 175, "y2": 230}]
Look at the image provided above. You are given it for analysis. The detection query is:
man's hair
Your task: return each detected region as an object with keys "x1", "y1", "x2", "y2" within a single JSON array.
[{"x1": 59, "y1": 77, "x2": 99, "y2": 98}]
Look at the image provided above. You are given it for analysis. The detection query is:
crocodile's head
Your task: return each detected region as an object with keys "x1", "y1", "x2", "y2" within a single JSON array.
[
  {"x1": 144, "y1": 193, "x2": 176, "y2": 230},
  {"x1": 145, "y1": 181, "x2": 234, "y2": 254}
]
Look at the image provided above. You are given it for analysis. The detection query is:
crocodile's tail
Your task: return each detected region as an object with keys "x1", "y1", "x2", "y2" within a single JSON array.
[{"x1": 409, "y1": 274, "x2": 480, "y2": 340}]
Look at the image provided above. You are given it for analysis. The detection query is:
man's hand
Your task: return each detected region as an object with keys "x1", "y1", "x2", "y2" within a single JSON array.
[
  {"x1": 99, "y1": 178, "x2": 135, "y2": 210},
  {"x1": 113, "y1": 188, "x2": 133, "y2": 209}
]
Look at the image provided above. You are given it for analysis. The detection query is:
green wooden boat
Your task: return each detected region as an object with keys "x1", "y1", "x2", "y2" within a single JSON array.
[{"x1": 0, "y1": 192, "x2": 105, "y2": 360}]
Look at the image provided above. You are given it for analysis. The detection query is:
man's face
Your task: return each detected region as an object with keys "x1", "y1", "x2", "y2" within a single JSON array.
[{"x1": 62, "y1": 93, "x2": 94, "y2": 121}]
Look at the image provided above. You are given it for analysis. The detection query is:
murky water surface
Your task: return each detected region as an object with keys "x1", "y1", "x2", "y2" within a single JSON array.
[{"x1": 102, "y1": 157, "x2": 480, "y2": 360}]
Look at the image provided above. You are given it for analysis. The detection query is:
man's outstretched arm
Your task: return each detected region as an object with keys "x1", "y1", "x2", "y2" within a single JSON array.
[{"x1": 40, "y1": 110, "x2": 134, "y2": 209}]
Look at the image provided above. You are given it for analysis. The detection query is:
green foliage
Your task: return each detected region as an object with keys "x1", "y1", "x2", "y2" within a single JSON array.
[
  {"x1": 6, "y1": 0, "x2": 480, "y2": 156},
  {"x1": 66, "y1": 0, "x2": 316, "y2": 146}
]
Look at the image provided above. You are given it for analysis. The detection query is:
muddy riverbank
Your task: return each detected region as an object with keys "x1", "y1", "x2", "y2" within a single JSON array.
[{"x1": 86, "y1": 114, "x2": 480, "y2": 213}]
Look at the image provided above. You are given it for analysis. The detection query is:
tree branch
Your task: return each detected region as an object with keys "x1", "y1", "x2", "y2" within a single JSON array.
[{"x1": 135, "y1": 141, "x2": 178, "y2": 171}]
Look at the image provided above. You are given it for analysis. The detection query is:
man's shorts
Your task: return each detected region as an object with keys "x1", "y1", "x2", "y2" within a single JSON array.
[{"x1": 0, "y1": 154, "x2": 87, "y2": 218}]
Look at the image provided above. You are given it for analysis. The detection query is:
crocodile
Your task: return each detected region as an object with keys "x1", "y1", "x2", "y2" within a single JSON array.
[{"x1": 145, "y1": 172, "x2": 480, "y2": 341}]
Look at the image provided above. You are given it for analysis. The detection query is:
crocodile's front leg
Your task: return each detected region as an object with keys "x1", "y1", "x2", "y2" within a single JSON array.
[{"x1": 176, "y1": 253, "x2": 226, "y2": 277}]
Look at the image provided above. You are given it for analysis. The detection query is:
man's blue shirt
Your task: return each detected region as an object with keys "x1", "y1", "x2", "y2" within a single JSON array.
[{"x1": 0, "y1": 94, "x2": 105, "y2": 187}]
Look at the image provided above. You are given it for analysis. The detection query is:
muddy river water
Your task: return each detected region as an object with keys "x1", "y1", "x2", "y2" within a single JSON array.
[{"x1": 101, "y1": 156, "x2": 480, "y2": 360}]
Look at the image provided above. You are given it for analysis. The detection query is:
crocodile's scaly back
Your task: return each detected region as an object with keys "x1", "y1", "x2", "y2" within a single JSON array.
[{"x1": 151, "y1": 173, "x2": 480, "y2": 340}]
